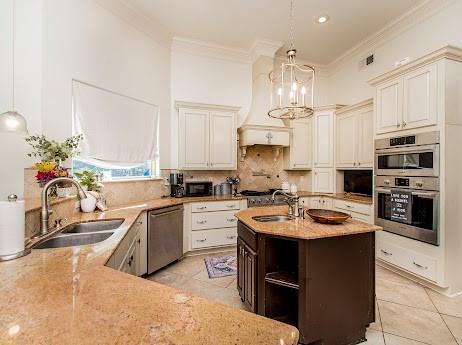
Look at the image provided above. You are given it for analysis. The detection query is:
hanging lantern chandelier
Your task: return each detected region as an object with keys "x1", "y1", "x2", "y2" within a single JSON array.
[{"x1": 268, "y1": 0, "x2": 315, "y2": 121}]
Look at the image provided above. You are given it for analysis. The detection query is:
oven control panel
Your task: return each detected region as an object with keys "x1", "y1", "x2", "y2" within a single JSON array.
[
  {"x1": 390, "y1": 135, "x2": 416, "y2": 146},
  {"x1": 375, "y1": 176, "x2": 439, "y2": 191},
  {"x1": 395, "y1": 178, "x2": 410, "y2": 187}
]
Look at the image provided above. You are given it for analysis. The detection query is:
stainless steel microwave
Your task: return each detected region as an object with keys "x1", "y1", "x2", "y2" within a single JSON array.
[
  {"x1": 185, "y1": 181, "x2": 213, "y2": 197},
  {"x1": 374, "y1": 131, "x2": 439, "y2": 177}
]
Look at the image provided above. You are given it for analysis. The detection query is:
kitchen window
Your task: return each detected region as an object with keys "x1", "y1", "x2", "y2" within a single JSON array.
[{"x1": 71, "y1": 80, "x2": 160, "y2": 180}]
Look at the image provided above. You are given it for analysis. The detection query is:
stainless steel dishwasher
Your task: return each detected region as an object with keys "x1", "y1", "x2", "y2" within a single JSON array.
[{"x1": 147, "y1": 205, "x2": 183, "y2": 274}]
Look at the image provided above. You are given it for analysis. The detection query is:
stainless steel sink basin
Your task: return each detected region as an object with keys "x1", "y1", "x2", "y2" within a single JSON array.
[
  {"x1": 34, "y1": 232, "x2": 114, "y2": 249},
  {"x1": 62, "y1": 219, "x2": 124, "y2": 234},
  {"x1": 33, "y1": 219, "x2": 124, "y2": 249},
  {"x1": 252, "y1": 215, "x2": 295, "y2": 222}
]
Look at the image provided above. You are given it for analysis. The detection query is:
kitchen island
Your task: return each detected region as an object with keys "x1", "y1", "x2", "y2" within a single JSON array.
[{"x1": 235, "y1": 206, "x2": 382, "y2": 345}]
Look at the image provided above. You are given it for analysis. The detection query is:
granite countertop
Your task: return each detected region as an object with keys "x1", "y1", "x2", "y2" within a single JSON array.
[
  {"x1": 1, "y1": 197, "x2": 298, "y2": 345},
  {"x1": 235, "y1": 205, "x2": 381, "y2": 241},
  {"x1": 297, "y1": 191, "x2": 373, "y2": 205}
]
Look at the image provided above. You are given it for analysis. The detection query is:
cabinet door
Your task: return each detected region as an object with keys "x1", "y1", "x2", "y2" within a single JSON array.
[
  {"x1": 376, "y1": 78, "x2": 403, "y2": 134},
  {"x1": 179, "y1": 109, "x2": 210, "y2": 169},
  {"x1": 314, "y1": 111, "x2": 334, "y2": 167},
  {"x1": 357, "y1": 109, "x2": 374, "y2": 168},
  {"x1": 209, "y1": 111, "x2": 237, "y2": 169},
  {"x1": 402, "y1": 64, "x2": 438, "y2": 130},
  {"x1": 237, "y1": 238, "x2": 245, "y2": 301},
  {"x1": 244, "y1": 243, "x2": 257, "y2": 313},
  {"x1": 313, "y1": 168, "x2": 334, "y2": 193},
  {"x1": 336, "y1": 113, "x2": 357, "y2": 168},
  {"x1": 290, "y1": 119, "x2": 312, "y2": 169}
]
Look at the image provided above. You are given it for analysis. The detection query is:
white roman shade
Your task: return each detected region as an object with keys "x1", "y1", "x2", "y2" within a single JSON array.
[{"x1": 72, "y1": 80, "x2": 159, "y2": 165}]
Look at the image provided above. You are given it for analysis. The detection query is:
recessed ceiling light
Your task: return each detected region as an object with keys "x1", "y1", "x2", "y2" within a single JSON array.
[{"x1": 316, "y1": 15, "x2": 330, "y2": 24}]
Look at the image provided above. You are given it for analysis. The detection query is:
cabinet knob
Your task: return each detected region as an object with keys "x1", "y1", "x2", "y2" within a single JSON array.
[
  {"x1": 402, "y1": 121, "x2": 407, "y2": 128},
  {"x1": 396, "y1": 123, "x2": 401, "y2": 128}
]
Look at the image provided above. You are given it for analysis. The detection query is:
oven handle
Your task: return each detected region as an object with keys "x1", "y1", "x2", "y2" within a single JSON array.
[
  {"x1": 375, "y1": 144, "x2": 439, "y2": 155},
  {"x1": 376, "y1": 188, "x2": 438, "y2": 198}
]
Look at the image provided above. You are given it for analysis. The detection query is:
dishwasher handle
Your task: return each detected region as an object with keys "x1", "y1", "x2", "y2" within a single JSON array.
[{"x1": 150, "y1": 209, "x2": 183, "y2": 219}]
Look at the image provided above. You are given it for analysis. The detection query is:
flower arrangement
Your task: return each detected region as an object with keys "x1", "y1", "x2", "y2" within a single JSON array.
[
  {"x1": 26, "y1": 134, "x2": 83, "y2": 188},
  {"x1": 74, "y1": 170, "x2": 104, "y2": 192},
  {"x1": 26, "y1": 134, "x2": 83, "y2": 164}
]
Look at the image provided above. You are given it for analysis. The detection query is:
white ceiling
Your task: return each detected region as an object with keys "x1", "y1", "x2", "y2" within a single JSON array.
[{"x1": 124, "y1": 0, "x2": 425, "y2": 64}]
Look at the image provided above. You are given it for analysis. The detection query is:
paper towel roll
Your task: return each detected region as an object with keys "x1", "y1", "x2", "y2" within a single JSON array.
[{"x1": 0, "y1": 199, "x2": 25, "y2": 256}]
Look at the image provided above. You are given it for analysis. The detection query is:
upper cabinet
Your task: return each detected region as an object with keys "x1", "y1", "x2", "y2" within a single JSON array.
[
  {"x1": 283, "y1": 118, "x2": 313, "y2": 170},
  {"x1": 177, "y1": 102, "x2": 239, "y2": 170},
  {"x1": 336, "y1": 99, "x2": 373, "y2": 169},
  {"x1": 314, "y1": 110, "x2": 334, "y2": 168}
]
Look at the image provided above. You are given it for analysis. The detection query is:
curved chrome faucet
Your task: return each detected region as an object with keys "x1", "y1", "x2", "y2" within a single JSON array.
[
  {"x1": 39, "y1": 177, "x2": 87, "y2": 237},
  {"x1": 271, "y1": 189, "x2": 303, "y2": 218}
]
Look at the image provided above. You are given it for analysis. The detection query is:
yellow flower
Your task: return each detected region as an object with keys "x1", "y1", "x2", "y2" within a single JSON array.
[{"x1": 34, "y1": 161, "x2": 57, "y2": 172}]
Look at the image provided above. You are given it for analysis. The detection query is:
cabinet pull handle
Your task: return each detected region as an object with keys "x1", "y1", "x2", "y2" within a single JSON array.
[
  {"x1": 226, "y1": 205, "x2": 236, "y2": 208},
  {"x1": 196, "y1": 238, "x2": 207, "y2": 242},
  {"x1": 136, "y1": 221, "x2": 143, "y2": 225},
  {"x1": 413, "y1": 261, "x2": 428, "y2": 270},
  {"x1": 138, "y1": 238, "x2": 141, "y2": 244},
  {"x1": 226, "y1": 235, "x2": 236, "y2": 239},
  {"x1": 346, "y1": 205, "x2": 353, "y2": 208},
  {"x1": 197, "y1": 206, "x2": 207, "y2": 210},
  {"x1": 197, "y1": 220, "x2": 207, "y2": 224},
  {"x1": 358, "y1": 162, "x2": 361, "y2": 166},
  {"x1": 227, "y1": 218, "x2": 237, "y2": 222},
  {"x1": 402, "y1": 121, "x2": 407, "y2": 128},
  {"x1": 381, "y1": 249, "x2": 392, "y2": 256}
]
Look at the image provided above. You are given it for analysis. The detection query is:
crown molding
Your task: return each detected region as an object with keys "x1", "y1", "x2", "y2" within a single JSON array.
[
  {"x1": 250, "y1": 39, "x2": 283, "y2": 63},
  {"x1": 369, "y1": 45, "x2": 462, "y2": 86},
  {"x1": 336, "y1": 98, "x2": 373, "y2": 115},
  {"x1": 328, "y1": 0, "x2": 454, "y2": 75},
  {"x1": 174, "y1": 100, "x2": 241, "y2": 112},
  {"x1": 172, "y1": 37, "x2": 251, "y2": 64},
  {"x1": 94, "y1": 0, "x2": 173, "y2": 48}
]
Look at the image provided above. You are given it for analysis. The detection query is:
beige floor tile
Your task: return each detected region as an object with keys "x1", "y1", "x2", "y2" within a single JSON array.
[
  {"x1": 364, "y1": 329, "x2": 385, "y2": 344},
  {"x1": 426, "y1": 289, "x2": 462, "y2": 318},
  {"x1": 147, "y1": 270, "x2": 190, "y2": 289},
  {"x1": 383, "y1": 333, "x2": 427, "y2": 344},
  {"x1": 376, "y1": 278, "x2": 437, "y2": 312},
  {"x1": 378, "y1": 300, "x2": 457, "y2": 345},
  {"x1": 370, "y1": 298, "x2": 383, "y2": 332},
  {"x1": 162, "y1": 256, "x2": 206, "y2": 277},
  {"x1": 192, "y1": 268, "x2": 236, "y2": 288},
  {"x1": 376, "y1": 265, "x2": 418, "y2": 286},
  {"x1": 227, "y1": 278, "x2": 237, "y2": 290},
  {"x1": 442, "y1": 314, "x2": 462, "y2": 344}
]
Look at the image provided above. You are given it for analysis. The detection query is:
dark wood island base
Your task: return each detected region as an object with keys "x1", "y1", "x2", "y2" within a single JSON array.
[{"x1": 236, "y1": 206, "x2": 381, "y2": 345}]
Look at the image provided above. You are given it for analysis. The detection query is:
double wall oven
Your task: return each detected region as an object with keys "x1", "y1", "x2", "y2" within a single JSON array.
[{"x1": 374, "y1": 131, "x2": 440, "y2": 245}]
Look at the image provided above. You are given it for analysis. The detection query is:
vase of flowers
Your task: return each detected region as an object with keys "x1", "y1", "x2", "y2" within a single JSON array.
[
  {"x1": 26, "y1": 134, "x2": 83, "y2": 194},
  {"x1": 74, "y1": 170, "x2": 104, "y2": 213}
]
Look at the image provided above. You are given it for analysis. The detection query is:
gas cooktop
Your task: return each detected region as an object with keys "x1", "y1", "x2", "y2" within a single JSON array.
[{"x1": 239, "y1": 190, "x2": 286, "y2": 207}]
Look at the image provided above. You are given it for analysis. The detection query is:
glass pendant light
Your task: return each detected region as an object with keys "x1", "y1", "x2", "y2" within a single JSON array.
[
  {"x1": 0, "y1": 0, "x2": 28, "y2": 135},
  {"x1": 268, "y1": 0, "x2": 315, "y2": 121}
]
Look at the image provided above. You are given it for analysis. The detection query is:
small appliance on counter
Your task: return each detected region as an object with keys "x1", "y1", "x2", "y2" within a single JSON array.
[
  {"x1": 226, "y1": 176, "x2": 240, "y2": 196},
  {"x1": 169, "y1": 173, "x2": 184, "y2": 198},
  {"x1": 185, "y1": 181, "x2": 213, "y2": 197}
]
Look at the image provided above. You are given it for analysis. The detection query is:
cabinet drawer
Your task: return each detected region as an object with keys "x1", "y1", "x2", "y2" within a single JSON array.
[
  {"x1": 376, "y1": 240, "x2": 437, "y2": 282},
  {"x1": 191, "y1": 210, "x2": 238, "y2": 230},
  {"x1": 191, "y1": 227, "x2": 238, "y2": 249},
  {"x1": 406, "y1": 252, "x2": 437, "y2": 282},
  {"x1": 333, "y1": 199, "x2": 371, "y2": 215},
  {"x1": 191, "y1": 200, "x2": 240, "y2": 213}
]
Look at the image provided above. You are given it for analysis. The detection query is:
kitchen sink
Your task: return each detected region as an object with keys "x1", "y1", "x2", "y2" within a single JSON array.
[
  {"x1": 62, "y1": 219, "x2": 124, "y2": 233},
  {"x1": 252, "y1": 215, "x2": 295, "y2": 222},
  {"x1": 34, "y1": 232, "x2": 115, "y2": 249},
  {"x1": 33, "y1": 219, "x2": 124, "y2": 249}
]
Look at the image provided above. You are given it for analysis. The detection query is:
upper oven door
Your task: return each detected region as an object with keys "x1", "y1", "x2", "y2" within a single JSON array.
[
  {"x1": 375, "y1": 187, "x2": 439, "y2": 245},
  {"x1": 375, "y1": 144, "x2": 439, "y2": 177}
]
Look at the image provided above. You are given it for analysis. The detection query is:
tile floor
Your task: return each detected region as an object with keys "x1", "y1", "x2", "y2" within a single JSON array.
[{"x1": 147, "y1": 250, "x2": 462, "y2": 345}]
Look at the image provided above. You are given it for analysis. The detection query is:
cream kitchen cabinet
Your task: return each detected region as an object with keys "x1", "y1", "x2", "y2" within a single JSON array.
[
  {"x1": 310, "y1": 196, "x2": 333, "y2": 209},
  {"x1": 336, "y1": 99, "x2": 373, "y2": 168},
  {"x1": 283, "y1": 118, "x2": 313, "y2": 170},
  {"x1": 314, "y1": 110, "x2": 334, "y2": 168},
  {"x1": 313, "y1": 168, "x2": 334, "y2": 193},
  {"x1": 176, "y1": 102, "x2": 239, "y2": 170},
  {"x1": 371, "y1": 62, "x2": 438, "y2": 134}
]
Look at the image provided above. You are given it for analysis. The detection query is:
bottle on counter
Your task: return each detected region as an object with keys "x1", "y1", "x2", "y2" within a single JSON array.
[
  {"x1": 290, "y1": 183, "x2": 298, "y2": 194},
  {"x1": 281, "y1": 181, "x2": 290, "y2": 193}
]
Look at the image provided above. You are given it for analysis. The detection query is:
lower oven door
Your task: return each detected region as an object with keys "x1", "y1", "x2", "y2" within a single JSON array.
[{"x1": 375, "y1": 188, "x2": 439, "y2": 245}]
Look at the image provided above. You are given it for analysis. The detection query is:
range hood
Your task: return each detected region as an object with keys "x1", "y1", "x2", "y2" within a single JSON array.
[{"x1": 238, "y1": 41, "x2": 289, "y2": 160}]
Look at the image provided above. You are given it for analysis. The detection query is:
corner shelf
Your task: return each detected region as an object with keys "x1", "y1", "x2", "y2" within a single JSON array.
[{"x1": 265, "y1": 271, "x2": 299, "y2": 290}]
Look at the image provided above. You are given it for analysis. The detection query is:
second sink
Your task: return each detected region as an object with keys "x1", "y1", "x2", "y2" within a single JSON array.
[
  {"x1": 62, "y1": 219, "x2": 124, "y2": 233},
  {"x1": 252, "y1": 215, "x2": 295, "y2": 222},
  {"x1": 34, "y1": 232, "x2": 114, "y2": 249}
]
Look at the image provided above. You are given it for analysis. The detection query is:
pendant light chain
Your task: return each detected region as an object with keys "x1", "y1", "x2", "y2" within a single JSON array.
[
  {"x1": 289, "y1": 0, "x2": 295, "y2": 50},
  {"x1": 11, "y1": 0, "x2": 16, "y2": 110}
]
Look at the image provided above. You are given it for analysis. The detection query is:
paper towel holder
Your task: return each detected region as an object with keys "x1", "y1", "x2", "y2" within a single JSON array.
[{"x1": 0, "y1": 194, "x2": 31, "y2": 262}]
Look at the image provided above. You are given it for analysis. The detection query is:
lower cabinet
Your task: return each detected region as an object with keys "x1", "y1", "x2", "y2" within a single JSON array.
[
  {"x1": 310, "y1": 196, "x2": 332, "y2": 209},
  {"x1": 237, "y1": 225, "x2": 258, "y2": 312},
  {"x1": 119, "y1": 231, "x2": 141, "y2": 275}
]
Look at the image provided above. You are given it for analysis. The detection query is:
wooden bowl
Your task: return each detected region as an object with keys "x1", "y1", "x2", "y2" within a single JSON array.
[{"x1": 306, "y1": 209, "x2": 351, "y2": 224}]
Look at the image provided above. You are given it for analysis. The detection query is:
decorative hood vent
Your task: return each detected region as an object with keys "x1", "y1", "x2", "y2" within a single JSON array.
[{"x1": 238, "y1": 41, "x2": 289, "y2": 160}]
